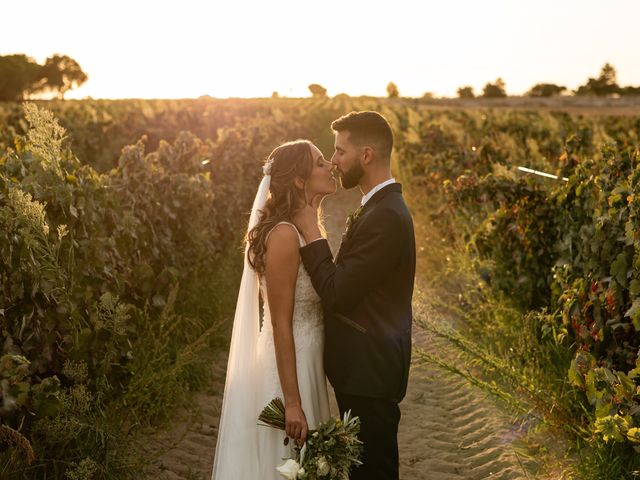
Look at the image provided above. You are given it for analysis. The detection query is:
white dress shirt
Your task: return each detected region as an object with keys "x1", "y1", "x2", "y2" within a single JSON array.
[{"x1": 360, "y1": 178, "x2": 396, "y2": 206}]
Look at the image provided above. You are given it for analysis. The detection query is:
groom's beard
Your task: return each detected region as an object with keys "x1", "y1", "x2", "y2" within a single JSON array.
[{"x1": 339, "y1": 162, "x2": 364, "y2": 189}]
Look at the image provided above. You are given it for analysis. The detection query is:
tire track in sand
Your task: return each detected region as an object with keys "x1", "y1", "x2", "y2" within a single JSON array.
[{"x1": 399, "y1": 325, "x2": 530, "y2": 480}]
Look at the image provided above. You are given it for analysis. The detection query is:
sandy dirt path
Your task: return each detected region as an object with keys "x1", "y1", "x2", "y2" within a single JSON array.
[{"x1": 141, "y1": 186, "x2": 533, "y2": 480}]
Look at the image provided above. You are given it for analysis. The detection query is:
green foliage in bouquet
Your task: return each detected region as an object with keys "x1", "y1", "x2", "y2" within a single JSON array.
[{"x1": 258, "y1": 398, "x2": 363, "y2": 479}]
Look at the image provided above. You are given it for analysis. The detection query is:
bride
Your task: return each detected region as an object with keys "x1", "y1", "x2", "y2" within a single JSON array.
[{"x1": 211, "y1": 139, "x2": 337, "y2": 479}]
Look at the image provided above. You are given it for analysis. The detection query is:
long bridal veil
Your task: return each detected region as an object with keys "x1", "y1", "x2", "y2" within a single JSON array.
[{"x1": 211, "y1": 173, "x2": 271, "y2": 480}]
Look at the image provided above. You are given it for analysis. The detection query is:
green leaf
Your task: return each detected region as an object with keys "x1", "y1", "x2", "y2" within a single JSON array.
[
  {"x1": 568, "y1": 358, "x2": 584, "y2": 388},
  {"x1": 585, "y1": 370, "x2": 597, "y2": 404},
  {"x1": 611, "y1": 253, "x2": 629, "y2": 287},
  {"x1": 626, "y1": 298, "x2": 640, "y2": 330},
  {"x1": 627, "y1": 428, "x2": 640, "y2": 443},
  {"x1": 595, "y1": 391, "x2": 614, "y2": 419},
  {"x1": 630, "y1": 355, "x2": 640, "y2": 380},
  {"x1": 594, "y1": 414, "x2": 629, "y2": 442},
  {"x1": 629, "y1": 279, "x2": 640, "y2": 297},
  {"x1": 614, "y1": 371, "x2": 636, "y2": 403},
  {"x1": 568, "y1": 352, "x2": 595, "y2": 388},
  {"x1": 31, "y1": 375, "x2": 62, "y2": 417},
  {"x1": 0, "y1": 354, "x2": 31, "y2": 381}
]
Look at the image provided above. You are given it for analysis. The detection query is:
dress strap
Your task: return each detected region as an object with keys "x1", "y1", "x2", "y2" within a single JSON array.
[{"x1": 265, "y1": 221, "x2": 306, "y2": 247}]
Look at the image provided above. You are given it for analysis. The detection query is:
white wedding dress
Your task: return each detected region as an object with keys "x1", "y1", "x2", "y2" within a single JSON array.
[
  {"x1": 212, "y1": 170, "x2": 331, "y2": 479},
  {"x1": 254, "y1": 221, "x2": 331, "y2": 479}
]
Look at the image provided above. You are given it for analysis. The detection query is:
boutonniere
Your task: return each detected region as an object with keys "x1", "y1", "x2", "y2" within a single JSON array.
[{"x1": 345, "y1": 205, "x2": 364, "y2": 231}]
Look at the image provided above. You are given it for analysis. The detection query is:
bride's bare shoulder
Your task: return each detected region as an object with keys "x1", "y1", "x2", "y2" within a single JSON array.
[{"x1": 265, "y1": 223, "x2": 301, "y2": 255}]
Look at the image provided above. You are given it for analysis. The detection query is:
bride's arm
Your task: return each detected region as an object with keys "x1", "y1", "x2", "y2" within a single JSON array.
[{"x1": 264, "y1": 224, "x2": 308, "y2": 446}]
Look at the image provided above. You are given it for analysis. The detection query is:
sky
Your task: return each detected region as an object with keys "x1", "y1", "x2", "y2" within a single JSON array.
[{"x1": 2, "y1": 0, "x2": 639, "y2": 99}]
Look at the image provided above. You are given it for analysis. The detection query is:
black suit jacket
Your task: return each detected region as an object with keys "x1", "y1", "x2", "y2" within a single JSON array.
[{"x1": 300, "y1": 183, "x2": 416, "y2": 402}]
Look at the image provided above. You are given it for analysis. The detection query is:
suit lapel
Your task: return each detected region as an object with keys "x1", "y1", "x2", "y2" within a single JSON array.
[{"x1": 335, "y1": 183, "x2": 402, "y2": 263}]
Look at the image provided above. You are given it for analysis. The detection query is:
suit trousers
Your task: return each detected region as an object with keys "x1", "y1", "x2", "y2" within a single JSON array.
[{"x1": 335, "y1": 391, "x2": 401, "y2": 480}]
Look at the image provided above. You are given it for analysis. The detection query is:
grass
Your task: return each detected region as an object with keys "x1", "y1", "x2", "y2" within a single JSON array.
[
  {"x1": 404, "y1": 181, "x2": 584, "y2": 477},
  {"x1": 0, "y1": 238, "x2": 243, "y2": 480}
]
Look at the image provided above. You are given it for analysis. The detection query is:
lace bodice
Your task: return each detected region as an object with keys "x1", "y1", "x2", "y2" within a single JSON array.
[{"x1": 258, "y1": 222, "x2": 323, "y2": 347}]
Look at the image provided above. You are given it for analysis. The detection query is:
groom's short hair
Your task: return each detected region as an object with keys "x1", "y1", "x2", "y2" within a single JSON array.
[{"x1": 331, "y1": 111, "x2": 393, "y2": 162}]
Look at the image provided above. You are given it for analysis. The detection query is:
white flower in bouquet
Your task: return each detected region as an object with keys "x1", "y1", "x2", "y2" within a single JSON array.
[
  {"x1": 316, "y1": 456, "x2": 330, "y2": 476},
  {"x1": 276, "y1": 458, "x2": 301, "y2": 479}
]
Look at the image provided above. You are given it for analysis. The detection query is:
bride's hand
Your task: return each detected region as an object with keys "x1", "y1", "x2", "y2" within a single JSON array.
[{"x1": 285, "y1": 403, "x2": 308, "y2": 447}]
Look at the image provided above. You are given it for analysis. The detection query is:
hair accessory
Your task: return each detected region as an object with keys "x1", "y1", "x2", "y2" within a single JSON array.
[{"x1": 262, "y1": 157, "x2": 274, "y2": 176}]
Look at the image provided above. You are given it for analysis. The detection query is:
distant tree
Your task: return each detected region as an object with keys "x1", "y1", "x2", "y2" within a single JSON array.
[
  {"x1": 482, "y1": 78, "x2": 507, "y2": 98},
  {"x1": 421, "y1": 92, "x2": 434, "y2": 99},
  {"x1": 386, "y1": 82, "x2": 399, "y2": 98},
  {"x1": 271, "y1": 91, "x2": 280, "y2": 98},
  {"x1": 600, "y1": 62, "x2": 617, "y2": 85},
  {"x1": 526, "y1": 83, "x2": 567, "y2": 97},
  {"x1": 575, "y1": 63, "x2": 620, "y2": 96},
  {"x1": 457, "y1": 86, "x2": 475, "y2": 99},
  {"x1": 40, "y1": 54, "x2": 88, "y2": 99},
  {"x1": 0, "y1": 54, "x2": 45, "y2": 101},
  {"x1": 621, "y1": 85, "x2": 640, "y2": 96},
  {"x1": 308, "y1": 83, "x2": 327, "y2": 98},
  {"x1": 0, "y1": 53, "x2": 87, "y2": 101}
]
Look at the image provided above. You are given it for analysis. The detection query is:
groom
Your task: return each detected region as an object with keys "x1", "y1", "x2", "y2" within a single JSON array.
[{"x1": 294, "y1": 111, "x2": 415, "y2": 480}]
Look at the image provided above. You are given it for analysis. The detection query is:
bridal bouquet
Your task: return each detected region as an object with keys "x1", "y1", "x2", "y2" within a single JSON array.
[{"x1": 258, "y1": 398, "x2": 363, "y2": 479}]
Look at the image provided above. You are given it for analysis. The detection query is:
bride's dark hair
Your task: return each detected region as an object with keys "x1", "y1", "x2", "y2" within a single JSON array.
[{"x1": 246, "y1": 139, "x2": 316, "y2": 274}]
